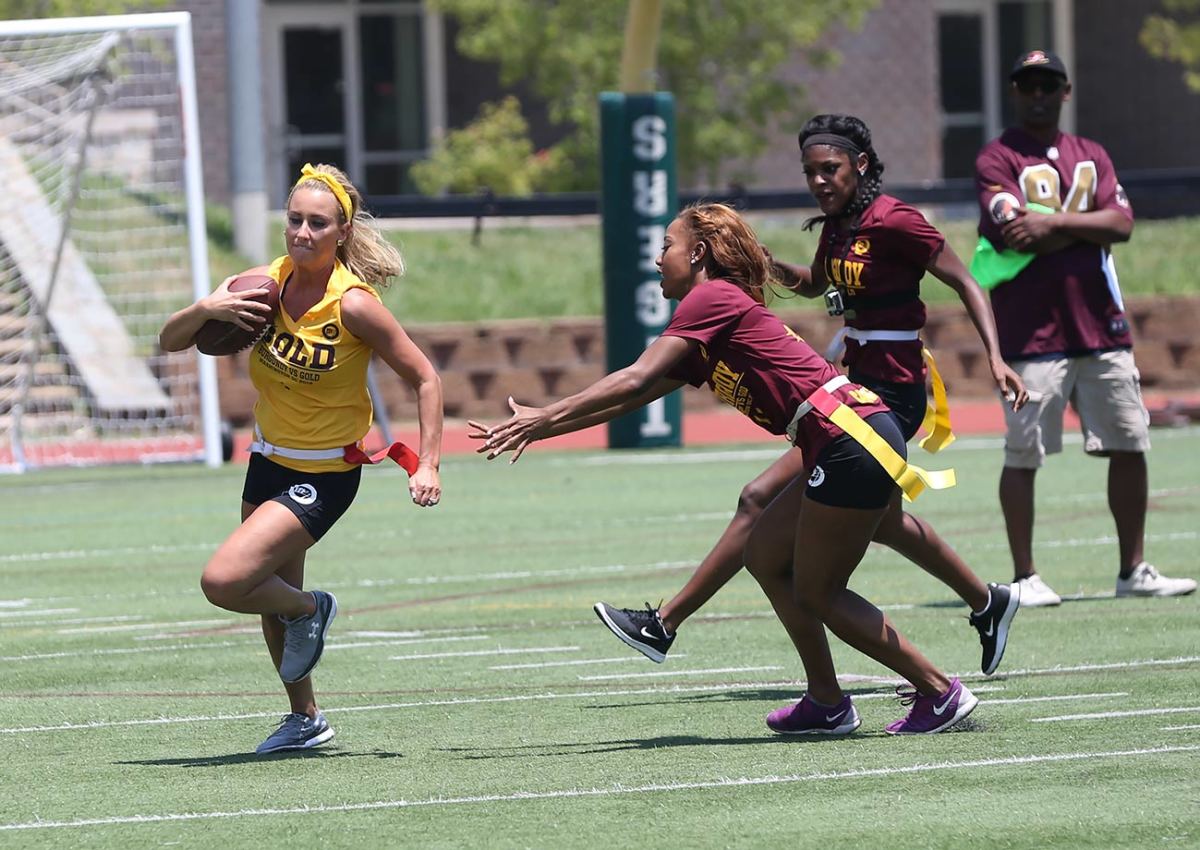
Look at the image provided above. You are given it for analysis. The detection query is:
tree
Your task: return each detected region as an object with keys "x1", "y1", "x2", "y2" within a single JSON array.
[
  {"x1": 427, "y1": 0, "x2": 878, "y2": 191},
  {"x1": 1141, "y1": 0, "x2": 1200, "y2": 92},
  {"x1": 1, "y1": 1, "x2": 170, "y2": 16},
  {"x1": 411, "y1": 96, "x2": 564, "y2": 196}
]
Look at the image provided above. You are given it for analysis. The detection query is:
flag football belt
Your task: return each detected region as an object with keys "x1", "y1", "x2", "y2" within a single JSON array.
[
  {"x1": 843, "y1": 329, "x2": 956, "y2": 454},
  {"x1": 250, "y1": 425, "x2": 419, "y2": 475},
  {"x1": 786, "y1": 375, "x2": 956, "y2": 502},
  {"x1": 840, "y1": 289, "x2": 920, "y2": 312}
]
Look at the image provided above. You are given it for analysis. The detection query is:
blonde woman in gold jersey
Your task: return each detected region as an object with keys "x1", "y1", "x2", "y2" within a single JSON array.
[{"x1": 161, "y1": 164, "x2": 443, "y2": 754}]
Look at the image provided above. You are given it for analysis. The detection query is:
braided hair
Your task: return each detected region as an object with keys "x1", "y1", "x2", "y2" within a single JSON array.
[{"x1": 798, "y1": 114, "x2": 885, "y2": 233}]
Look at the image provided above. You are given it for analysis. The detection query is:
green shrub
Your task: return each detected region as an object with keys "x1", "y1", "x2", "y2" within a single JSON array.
[{"x1": 411, "y1": 97, "x2": 564, "y2": 196}]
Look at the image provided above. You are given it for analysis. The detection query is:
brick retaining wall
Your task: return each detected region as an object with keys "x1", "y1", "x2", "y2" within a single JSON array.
[{"x1": 215, "y1": 295, "x2": 1200, "y2": 425}]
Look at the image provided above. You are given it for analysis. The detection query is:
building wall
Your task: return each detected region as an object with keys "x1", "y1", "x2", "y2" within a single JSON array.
[
  {"x1": 1073, "y1": 0, "x2": 1200, "y2": 172},
  {"x1": 175, "y1": 1, "x2": 1195, "y2": 208},
  {"x1": 170, "y1": 0, "x2": 231, "y2": 204},
  {"x1": 748, "y1": 0, "x2": 941, "y2": 190}
]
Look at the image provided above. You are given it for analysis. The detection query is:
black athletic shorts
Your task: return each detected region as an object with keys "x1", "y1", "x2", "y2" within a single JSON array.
[
  {"x1": 850, "y1": 370, "x2": 928, "y2": 443},
  {"x1": 803, "y1": 411, "x2": 906, "y2": 509},
  {"x1": 242, "y1": 453, "x2": 362, "y2": 541}
]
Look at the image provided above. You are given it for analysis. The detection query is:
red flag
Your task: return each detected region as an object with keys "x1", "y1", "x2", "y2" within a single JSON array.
[{"x1": 342, "y1": 441, "x2": 420, "y2": 475}]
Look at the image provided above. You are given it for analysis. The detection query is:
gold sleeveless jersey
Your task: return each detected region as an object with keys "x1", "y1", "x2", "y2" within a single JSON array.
[{"x1": 249, "y1": 256, "x2": 380, "y2": 473}]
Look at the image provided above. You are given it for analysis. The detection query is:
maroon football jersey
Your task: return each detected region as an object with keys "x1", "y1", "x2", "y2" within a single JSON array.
[
  {"x1": 663, "y1": 280, "x2": 890, "y2": 464},
  {"x1": 976, "y1": 128, "x2": 1134, "y2": 360},
  {"x1": 814, "y1": 194, "x2": 944, "y2": 384}
]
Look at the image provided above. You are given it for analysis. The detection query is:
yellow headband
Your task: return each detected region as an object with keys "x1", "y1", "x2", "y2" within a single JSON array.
[{"x1": 295, "y1": 163, "x2": 353, "y2": 221}]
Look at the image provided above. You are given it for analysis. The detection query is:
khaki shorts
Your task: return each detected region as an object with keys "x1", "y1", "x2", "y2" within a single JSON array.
[{"x1": 1002, "y1": 349, "x2": 1150, "y2": 469}]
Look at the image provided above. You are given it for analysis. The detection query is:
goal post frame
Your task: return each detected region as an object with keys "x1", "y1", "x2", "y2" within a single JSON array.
[{"x1": 0, "y1": 11, "x2": 221, "y2": 468}]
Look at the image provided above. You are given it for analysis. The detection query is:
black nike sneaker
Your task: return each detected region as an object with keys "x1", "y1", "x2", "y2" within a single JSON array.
[
  {"x1": 593, "y1": 601, "x2": 675, "y2": 663},
  {"x1": 969, "y1": 581, "x2": 1020, "y2": 675}
]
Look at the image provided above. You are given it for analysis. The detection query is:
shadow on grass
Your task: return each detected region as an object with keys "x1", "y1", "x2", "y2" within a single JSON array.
[
  {"x1": 437, "y1": 732, "x2": 885, "y2": 759},
  {"x1": 438, "y1": 713, "x2": 985, "y2": 759},
  {"x1": 580, "y1": 685, "x2": 889, "y2": 710},
  {"x1": 115, "y1": 749, "x2": 403, "y2": 768}
]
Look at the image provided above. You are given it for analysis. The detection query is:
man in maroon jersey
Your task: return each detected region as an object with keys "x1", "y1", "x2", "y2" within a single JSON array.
[{"x1": 974, "y1": 50, "x2": 1196, "y2": 606}]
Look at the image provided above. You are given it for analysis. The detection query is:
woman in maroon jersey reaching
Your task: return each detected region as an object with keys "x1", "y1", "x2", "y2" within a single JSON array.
[
  {"x1": 472, "y1": 203, "x2": 981, "y2": 735},
  {"x1": 593, "y1": 115, "x2": 1028, "y2": 718}
]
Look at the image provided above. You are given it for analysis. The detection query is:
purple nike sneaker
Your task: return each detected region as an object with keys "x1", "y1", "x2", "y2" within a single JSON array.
[
  {"x1": 766, "y1": 694, "x2": 861, "y2": 736},
  {"x1": 885, "y1": 677, "x2": 978, "y2": 735}
]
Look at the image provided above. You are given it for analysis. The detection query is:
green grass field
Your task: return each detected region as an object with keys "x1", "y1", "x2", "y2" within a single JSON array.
[{"x1": 2, "y1": 430, "x2": 1199, "y2": 847}]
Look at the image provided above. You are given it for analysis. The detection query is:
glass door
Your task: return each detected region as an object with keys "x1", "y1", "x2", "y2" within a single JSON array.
[
  {"x1": 282, "y1": 24, "x2": 349, "y2": 177},
  {"x1": 264, "y1": 2, "x2": 438, "y2": 203},
  {"x1": 264, "y1": 5, "x2": 360, "y2": 204}
]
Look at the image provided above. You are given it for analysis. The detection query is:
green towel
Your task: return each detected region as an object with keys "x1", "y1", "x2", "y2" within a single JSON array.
[{"x1": 970, "y1": 202, "x2": 1056, "y2": 290}]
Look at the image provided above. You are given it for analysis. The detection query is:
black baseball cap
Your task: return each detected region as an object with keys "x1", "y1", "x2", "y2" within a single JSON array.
[{"x1": 1009, "y1": 49, "x2": 1068, "y2": 81}]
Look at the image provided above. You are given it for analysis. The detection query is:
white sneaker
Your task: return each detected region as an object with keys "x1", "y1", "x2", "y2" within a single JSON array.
[
  {"x1": 1015, "y1": 574, "x2": 1062, "y2": 607},
  {"x1": 1115, "y1": 562, "x2": 1198, "y2": 598}
]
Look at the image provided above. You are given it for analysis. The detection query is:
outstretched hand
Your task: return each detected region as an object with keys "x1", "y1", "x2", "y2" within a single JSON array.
[
  {"x1": 991, "y1": 359, "x2": 1028, "y2": 411},
  {"x1": 467, "y1": 396, "x2": 550, "y2": 463}
]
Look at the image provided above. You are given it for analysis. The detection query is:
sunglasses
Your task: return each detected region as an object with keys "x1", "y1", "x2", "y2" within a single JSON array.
[{"x1": 1014, "y1": 76, "x2": 1064, "y2": 95}]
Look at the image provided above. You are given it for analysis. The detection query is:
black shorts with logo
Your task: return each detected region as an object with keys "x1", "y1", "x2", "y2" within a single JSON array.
[
  {"x1": 803, "y1": 411, "x2": 906, "y2": 509},
  {"x1": 242, "y1": 453, "x2": 362, "y2": 541},
  {"x1": 849, "y1": 370, "x2": 928, "y2": 443}
]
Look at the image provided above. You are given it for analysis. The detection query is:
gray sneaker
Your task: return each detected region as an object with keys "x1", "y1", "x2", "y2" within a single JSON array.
[
  {"x1": 279, "y1": 590, "x2": 337, "y2": 683},
  {"x1": 255, "y1": 712, "x2": 334, "y2": 754}
]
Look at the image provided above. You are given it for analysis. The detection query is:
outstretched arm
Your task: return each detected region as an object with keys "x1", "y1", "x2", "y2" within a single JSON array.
[
  {"x1": 477, "y1": 334, "x2": 693, "y2": 461},
  {"x1": 470, "y1": 377, "x2": 683, "y2": 446},
  {"x1": 343, "y1": 288, "x2": 443, "y2": 506},
  {"x1": 926, "y1": 244, "x2": 1027, "y2": 410}
]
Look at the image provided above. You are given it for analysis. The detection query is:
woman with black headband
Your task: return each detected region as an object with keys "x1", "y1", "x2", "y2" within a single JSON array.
[{"x1": 594, "y1": 116, "x2": 1029, "y2": 728}]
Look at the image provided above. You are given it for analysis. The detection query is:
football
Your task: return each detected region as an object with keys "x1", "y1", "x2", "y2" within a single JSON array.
[{"x1": 194, "y1": 273, "x2": 281, "y2": 356}]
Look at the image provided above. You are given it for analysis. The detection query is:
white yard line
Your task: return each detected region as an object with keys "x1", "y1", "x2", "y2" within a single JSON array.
[
  {"x1": 5, "y1": 524, "x2": 1196, "y2": 605},
  {"x1": 3, "y1": 744, "x2": 1196, "y2": 832},
  {"x1": 0, "y1": 681, "x2": 1008, "y2": 737},
  {"x1": 0, "y1": 542, "x2": 213, "y2": 564},
  {"x1": 0, "y1": 615, "x2": 148, "y2": 629},
  {"x1": 0, "y1": 680, "x2": 805, "y2": 734},
  {"x1": 975, "y1": 656, "x2": 1200, "y2": 680},
  {"x1": 329, "y1": 635, "x2": 491, "y2": 651},
  {"x1": 984, "y1": 692, "x2": 1127, "y2": 705},
  {"x1": 0, "y1": 640, "x2": 254, "y2": 663},
  {"x1": 57, "y1": 618, "x2": 234, "y2": 635},
  {"x1": 1162, "y1": 724, "x2": 1200, "y2": 731},
  {"x1": 1032, "y1": 706, "x2": 1200, "y2": 723},
  {"x1": 491, "y1": 654, "x2": 688, "y2": 670},
  {"x1": 389, "y1": 646, "x2": 581, "y2": 662},
  {"x1": 0, "y1": 607, "x2": 78, "y2": 618},
  {"x1": 354, "y1": 560, "x2": 694, "y2": 588},
  {"x1": 578, "y1": 666, "x2": 784, "y2": 681}
]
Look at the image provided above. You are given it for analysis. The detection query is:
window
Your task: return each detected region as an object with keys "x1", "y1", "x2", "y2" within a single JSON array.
[
  {"x1": 265, "y1": 1, "x2": 441, "y2": 201},
  {"x1": 938, "y1": 13, "x2": 986, "y2": 179},
  {"x1": 935, "y1": 0, "x2": 1065, "y2": 179}
]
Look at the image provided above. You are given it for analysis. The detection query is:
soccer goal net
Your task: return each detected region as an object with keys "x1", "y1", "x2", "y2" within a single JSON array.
[{"x1": 0, "y1": 12, "x2": 219, "y2": 472}]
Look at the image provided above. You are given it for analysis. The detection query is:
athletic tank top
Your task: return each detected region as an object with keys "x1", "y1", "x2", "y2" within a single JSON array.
[{"x1": 249, "y1": 256, "x2": 379, "y2": 473}]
